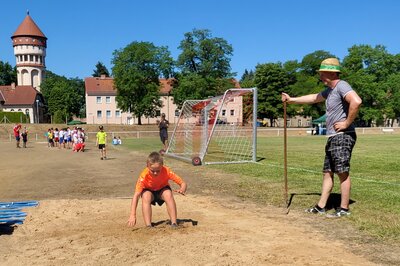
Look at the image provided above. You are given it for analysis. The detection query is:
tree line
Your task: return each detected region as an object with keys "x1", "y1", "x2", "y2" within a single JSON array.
[
  {"x1": 243, "y1": 46, "x2": 400, "y2": 127},
  {"x1": 1, "y1": 29, "x2": 399, "y2": 126}
]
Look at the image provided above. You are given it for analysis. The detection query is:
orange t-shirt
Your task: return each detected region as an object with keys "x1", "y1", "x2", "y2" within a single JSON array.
[{"x1": 135, "y1": 166, "x2": 183, "y2": 193}]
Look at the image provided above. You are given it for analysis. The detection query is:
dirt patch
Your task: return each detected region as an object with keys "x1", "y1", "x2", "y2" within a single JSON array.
[{"x1": 0, "y1": 141, "x2": 398, "y2": 265}]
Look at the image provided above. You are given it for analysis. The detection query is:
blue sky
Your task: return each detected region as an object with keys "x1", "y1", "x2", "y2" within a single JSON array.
[{"x1": 1, "y1": 0, "x2": 399, "y2": 80}]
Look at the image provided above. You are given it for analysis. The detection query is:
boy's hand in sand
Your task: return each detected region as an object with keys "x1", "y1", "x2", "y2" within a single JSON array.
[
  {"x1": 127, "y1": 215, "x2": 136, "y2": 227},
  {"x1": 174, "y1": 189, "x2": 186, "y2": 196}
]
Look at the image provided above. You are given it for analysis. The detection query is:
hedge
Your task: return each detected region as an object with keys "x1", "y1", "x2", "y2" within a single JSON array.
[{"x1": 0, "y1": 111, "x2": 30, "y2": 123}]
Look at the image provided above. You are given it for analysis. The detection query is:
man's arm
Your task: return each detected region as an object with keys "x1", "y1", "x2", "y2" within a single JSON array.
[
  {"x1": 334, "y1": 91, "x2": 362, "y2": 132},
  {"x1": 282, "y1": 92, "x2": 325, "y2": 104}
]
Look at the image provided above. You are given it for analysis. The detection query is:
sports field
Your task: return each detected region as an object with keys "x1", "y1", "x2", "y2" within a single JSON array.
[{"x1": 0, "y1": 133, "x2": 399, "y2": 265}]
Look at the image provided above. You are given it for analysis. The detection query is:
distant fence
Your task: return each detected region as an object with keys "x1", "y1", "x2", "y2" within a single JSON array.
[
  {"x1": 257, "y1": 127, "x2": 400, "y2": 137},
  {"x1": 0, "y1": 130, "x2": 161, "y2": 142},
  {"x1": 0, "y1": 127, "x2": 398, "y2": 142}
]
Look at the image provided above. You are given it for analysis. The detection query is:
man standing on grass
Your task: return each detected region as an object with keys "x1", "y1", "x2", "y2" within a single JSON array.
[
  {"x1": 13, "y1": 123, "x2": 22, "y2": 148},
  {"x1": 282, "y1": 58, "x2": 362, "y2": 218},
  {"x1": 96, "y1": 125, "x2": 107, "y2": 160},
  {"x1": 158, "y1": 113, "x2": 169, "y2": 152}
]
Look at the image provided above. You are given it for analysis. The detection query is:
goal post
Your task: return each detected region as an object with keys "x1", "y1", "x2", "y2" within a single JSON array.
[{"x1": 166, "y1": 88, "x2": 257, "y2": 165}]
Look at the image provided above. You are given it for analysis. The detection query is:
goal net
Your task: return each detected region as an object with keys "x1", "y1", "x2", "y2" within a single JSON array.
[{"x1": 166, "y1": 88, "x2": 257, "y2": 165}]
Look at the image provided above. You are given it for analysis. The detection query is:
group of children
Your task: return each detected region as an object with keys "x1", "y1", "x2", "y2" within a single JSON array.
[
  {"x1": 45, "y1": 127, "x2": 86, "y2": 152},
  {"x1": 112, "y1": 136, "x2": 122, "y2": 145}
]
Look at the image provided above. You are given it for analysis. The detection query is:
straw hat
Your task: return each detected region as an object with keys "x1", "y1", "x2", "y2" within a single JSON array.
[{"x1": 318, "y1": 58, "x2": 341, "y2": 72}]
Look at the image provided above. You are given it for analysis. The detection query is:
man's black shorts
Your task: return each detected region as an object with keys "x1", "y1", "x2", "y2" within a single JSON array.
[
  {"x1": 323, "y1": 132, "x2": 357, "y2": 173},
  {"x1": 98, "y1": 144, "x2": 106, "y2": 149}
]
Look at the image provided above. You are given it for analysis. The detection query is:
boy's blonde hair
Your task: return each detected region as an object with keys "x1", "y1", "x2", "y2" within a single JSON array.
[{"x1": 147, "y1": 152, "x2": 163, "y2": 165}]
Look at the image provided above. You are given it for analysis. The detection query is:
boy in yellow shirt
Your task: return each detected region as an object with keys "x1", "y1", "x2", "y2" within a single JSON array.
[{"x1": 95, "y1": 125, "x2": 107, "y2": 160}]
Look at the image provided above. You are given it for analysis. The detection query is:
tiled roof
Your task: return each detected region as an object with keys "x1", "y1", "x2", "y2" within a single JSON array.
[
  {"x1": 85, "y1": 77, "x2": 237, "y2": 96},
  {"x1": 159, "y1": 78, "x2": 174, "y2": 95},
  {"x1": 85, "y1": 76, "x2": 116, "y2": 96},
  {"x1": 85, "y1": 76, "x2": 174, "y2": 96},
  {"x1": 12, "y1": 14, "x2": 47, "y2": 39},
  {"x1": 0, "y1": 85, "x2": 39, "y2": 106},
  {"x1": 230, "y1": 78, "x2": 241, "y2": 88},
  {"x1": 0, "y1": 90, "x2": 5, "y2": 103}
]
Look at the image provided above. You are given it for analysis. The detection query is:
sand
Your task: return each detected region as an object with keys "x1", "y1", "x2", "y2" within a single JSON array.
[{"x1": 0, "y1": 140, "x2": 394, "y2": 265}]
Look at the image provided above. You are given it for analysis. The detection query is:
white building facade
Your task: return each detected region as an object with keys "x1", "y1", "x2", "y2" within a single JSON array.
[{"x1": 85, "y1": 76, "x2": 179, "y2": 125}]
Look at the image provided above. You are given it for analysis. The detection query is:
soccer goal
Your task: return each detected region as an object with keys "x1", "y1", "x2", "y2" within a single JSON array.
[{"x1": 166, "y1": 88, "x2": 257, "y2": 165}]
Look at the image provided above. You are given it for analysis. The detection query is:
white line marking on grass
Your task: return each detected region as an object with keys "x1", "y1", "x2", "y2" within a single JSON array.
[{"x1": 263, "y1": 162, "x2": 400, "y2": 187}]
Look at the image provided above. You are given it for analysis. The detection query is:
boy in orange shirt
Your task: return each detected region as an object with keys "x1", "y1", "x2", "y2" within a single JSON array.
[{"x1": 127, "y1": 152, "x2": 187, "y2": 228}]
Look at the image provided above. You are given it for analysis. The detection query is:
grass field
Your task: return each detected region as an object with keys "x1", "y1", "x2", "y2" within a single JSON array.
[{"x1": 123, "y1": 134, "x2": 400, "y2": 243}]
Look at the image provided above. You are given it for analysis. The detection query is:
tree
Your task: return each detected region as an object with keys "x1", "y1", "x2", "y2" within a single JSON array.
[
  {"x1": 341, "y1": 45, "x2": 400, "y2": 126},
  {"x1": 282, "y1": 51, "x2": 337, "y2": 120},
  {"x1": 240, "y1": 69, "x2": 255, "y2": 88},
  {"x1": 0, "y1": 61, "x2": 17, "y2": 85},
  {"x1": 381, "y1": 73, "x2": 400, "y2": 126},
  {"x1": 254, "y1": 63, "x2": 293, "y2": 126},
  {"x1": 300, "y1": 50, "x2": 336, "y2": 76},
  {"x1": 111, "y1": 41, "x2": 174, "y2": 125},
  {"x1": 40, "y1": 71, "x2": 85, "y2": 121},
  {"x1": 287, "y1": 73, "x2": 325, "y2": 119},
  {"x1": 92, "y1": 61, "x2": 110, "y2": 77},
  {"x1": 172, "y1": 29, "x2": 234, "y2": 107}
]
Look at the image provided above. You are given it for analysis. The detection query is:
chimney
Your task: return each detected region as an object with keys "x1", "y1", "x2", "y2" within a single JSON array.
[{"x1": 11, "y1": 82, "x2": 16, "y2": 90}]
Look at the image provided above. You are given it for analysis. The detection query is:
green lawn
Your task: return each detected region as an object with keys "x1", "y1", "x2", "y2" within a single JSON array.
[{"x1": 123, "y1": 134, "x2": 400, "y2": 242}]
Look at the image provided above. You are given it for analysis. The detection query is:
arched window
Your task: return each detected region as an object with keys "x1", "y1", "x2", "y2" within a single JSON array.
[
  {"x1": 21, "y1": 69, "x2": 29, "y2": 86},
  {"x1": 31, "y1": 70, "x2": 39, "y2": 87}
]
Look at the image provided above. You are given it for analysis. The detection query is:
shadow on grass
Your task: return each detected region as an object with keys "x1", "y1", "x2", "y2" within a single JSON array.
[
  {"x1": 257, "y1": 157, "x2": 266, "y2": 162},
  {"x1": 287, "y1": 192, "x2": 356, "y2": 211}
]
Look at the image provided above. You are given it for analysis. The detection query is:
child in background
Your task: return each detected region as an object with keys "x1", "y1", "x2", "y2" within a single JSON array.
[
  {"x1": 96, "y1": 125, "x2": 107, "y2": 160},
  {"x1": 21, "y1": 127, "x2": 28, "y2": 148},
  {"x1": 59, "y1": 128, "x2": 65, "y2": 149},
  {"x1": 54, "y1": 128, "x2": 59, "y2": 148}
]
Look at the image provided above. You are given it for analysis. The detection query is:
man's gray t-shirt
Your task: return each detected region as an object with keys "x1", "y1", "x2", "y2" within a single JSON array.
[{"x1": 320, "y1": 80, "x2": 355, "y2": 135}]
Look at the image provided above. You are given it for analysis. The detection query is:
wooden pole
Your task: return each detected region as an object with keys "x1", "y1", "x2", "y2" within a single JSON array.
[{"x1": 283, "y1": 101, "x2": 288, "y2": 208}]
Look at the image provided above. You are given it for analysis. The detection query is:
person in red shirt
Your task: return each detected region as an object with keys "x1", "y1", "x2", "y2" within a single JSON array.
[
  {"x1": 13, "y1": 124, "x2": 22, "y2": 148},
  {"x1": 127, "y1": 152, "x2": 187, "y2": 228}
]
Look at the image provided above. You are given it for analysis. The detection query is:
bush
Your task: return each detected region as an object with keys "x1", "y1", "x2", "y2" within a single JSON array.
[
  {"x1": 0, "y1": 111, "x2": 30, "y2": 123},
  {"x1": 53, "y1": 110, "x2": 68, "y2": 124}
]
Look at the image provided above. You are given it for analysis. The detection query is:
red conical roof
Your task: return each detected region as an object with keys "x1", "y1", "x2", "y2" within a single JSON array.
[{"x1": 12, "y1": 13, "x2": 47, "y2": 39}]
